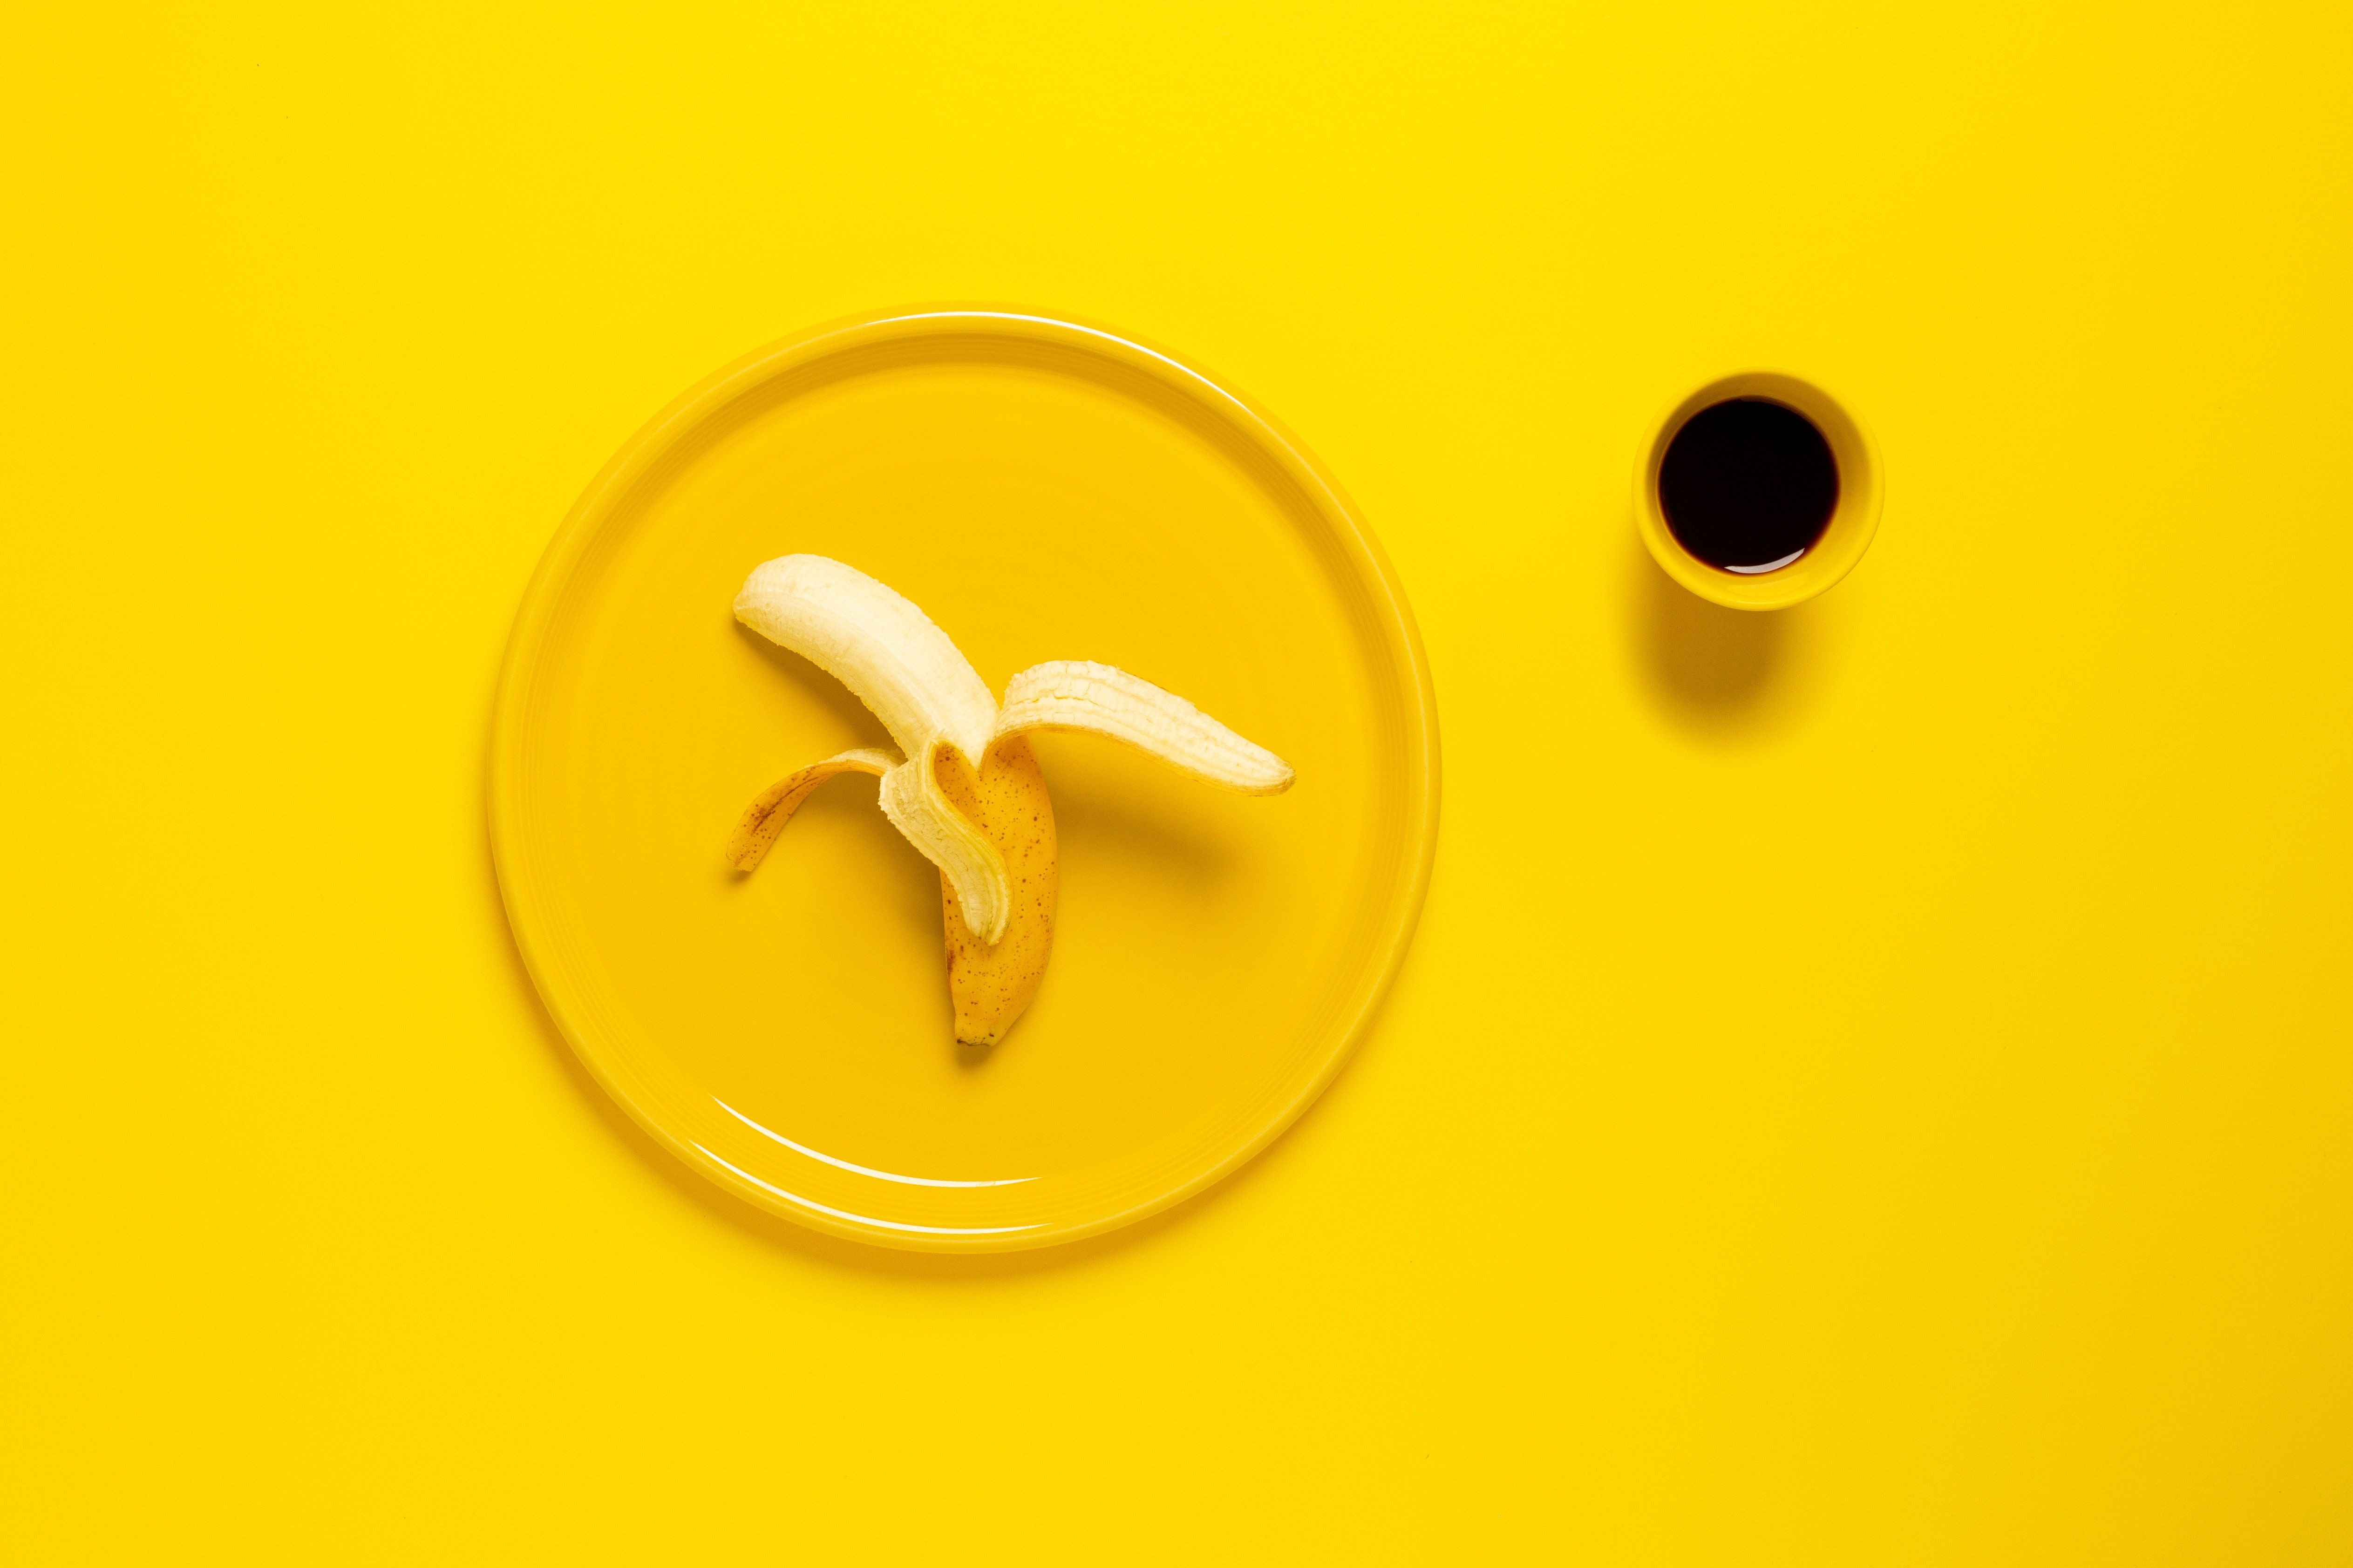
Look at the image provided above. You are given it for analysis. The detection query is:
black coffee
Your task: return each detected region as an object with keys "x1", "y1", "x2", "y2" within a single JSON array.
[{"x1": 1658, "y1": 398, "x2": 1839, "y2": 573}]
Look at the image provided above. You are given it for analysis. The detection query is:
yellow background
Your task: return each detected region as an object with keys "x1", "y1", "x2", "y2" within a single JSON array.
[{"x1": 5, "y1": 2, "x2": 2348, "y2": 1561}]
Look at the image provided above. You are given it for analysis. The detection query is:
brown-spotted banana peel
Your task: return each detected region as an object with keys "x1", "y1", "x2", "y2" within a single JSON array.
[{"x1": 729, "y1": 555, "x2": 1294, "y2": 1047}]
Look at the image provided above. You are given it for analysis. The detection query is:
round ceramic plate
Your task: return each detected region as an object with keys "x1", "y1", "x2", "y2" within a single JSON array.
[{"x1": 491, "y1": 311, "x2": 1438, "y2": 1251}]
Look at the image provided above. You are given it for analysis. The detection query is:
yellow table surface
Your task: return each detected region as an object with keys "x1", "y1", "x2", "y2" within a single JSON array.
[{"x1": 6, "y1": 4, "x2": 2348, "y2": 1561}]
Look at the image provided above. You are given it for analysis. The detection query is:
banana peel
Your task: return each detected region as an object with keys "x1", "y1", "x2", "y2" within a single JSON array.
[
  {"x1": 932, "y1": 735, "x2": 1057, "y2": 1047},
  {"x1": 723, "y1": 748, "x2": 895, "y2": 873},
  {"x1": 729, "y1": 554, "x2": 1291, "y2": 1049}
]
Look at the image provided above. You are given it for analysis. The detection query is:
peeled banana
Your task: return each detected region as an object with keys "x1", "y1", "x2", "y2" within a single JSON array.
[{"x1": 730, "y1": 555, "x2": 1294, "y2": 1048}]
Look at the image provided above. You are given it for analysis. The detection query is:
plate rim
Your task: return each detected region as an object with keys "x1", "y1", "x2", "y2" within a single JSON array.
[{"x1": 489, "y1": 306, "x2": 1442, "y2": 1251}]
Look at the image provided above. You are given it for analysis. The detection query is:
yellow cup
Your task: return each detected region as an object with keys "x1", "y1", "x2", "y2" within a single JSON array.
[{"x1": 1635, "y1": 371, "x2": 1883, "y2": 611}]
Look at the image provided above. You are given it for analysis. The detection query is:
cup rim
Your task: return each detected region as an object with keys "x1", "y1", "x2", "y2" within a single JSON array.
[{"x1": 1635, "y1": 371, "x2": 1883, "y2": 611}]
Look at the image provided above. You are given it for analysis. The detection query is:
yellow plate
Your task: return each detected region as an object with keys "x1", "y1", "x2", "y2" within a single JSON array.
[{"x1": 490, "y1": 311, "x2": 1439, "y2": 1252}]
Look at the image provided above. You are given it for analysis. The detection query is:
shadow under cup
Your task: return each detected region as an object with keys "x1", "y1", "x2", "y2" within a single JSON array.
[{"x1": 1636, "y1": 372, "x2": 1882, "y2": 612}]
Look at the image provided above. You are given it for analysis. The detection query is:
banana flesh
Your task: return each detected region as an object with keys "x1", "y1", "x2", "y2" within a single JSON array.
[
  {"x1": 734, "y1": 556, "x2": 996, "y2": 762},
  {"x1": 735, "y1": 556, "x2": 1010, "y2": 943},
  {"x1": 730, "y1": 555, "x2": 1292, "y2": 1048}
]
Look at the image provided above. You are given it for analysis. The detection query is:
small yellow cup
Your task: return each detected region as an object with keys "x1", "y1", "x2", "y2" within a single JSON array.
[{"x1": 1635, "y1": 371, "x2": 1883, "y2": 611}]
